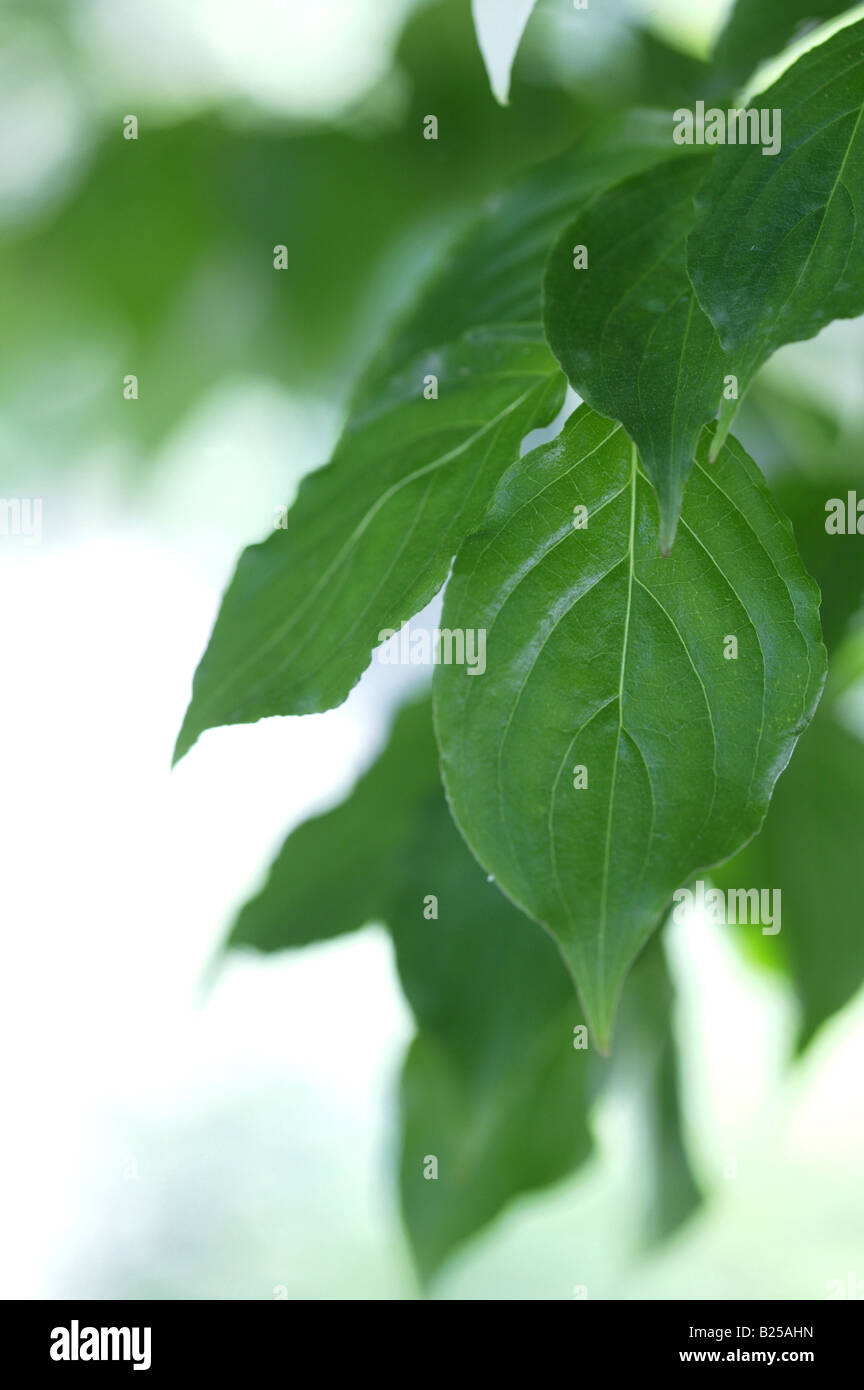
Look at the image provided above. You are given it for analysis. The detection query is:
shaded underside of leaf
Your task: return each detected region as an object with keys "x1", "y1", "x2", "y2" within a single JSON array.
[
  {"x1": 543, "y1": 155, "x2": 729, "y2": 551},
  {"x1": 434, "y1": 405, "x2": 826, "y2": 1049},
  {"x1": 174, "y1": 327, "x2": 564, "y2": 761}
]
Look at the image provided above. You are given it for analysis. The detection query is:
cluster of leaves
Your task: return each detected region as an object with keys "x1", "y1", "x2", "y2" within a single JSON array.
[{"x1": 174, "y1": 2, "x2": 864, "y2": 1279}]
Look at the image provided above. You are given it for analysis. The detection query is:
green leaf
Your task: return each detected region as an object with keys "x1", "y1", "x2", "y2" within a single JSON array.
[
  {"x1": 471, "y1": 0, "x2": 537, "y2": 105},
  {"x1": 715, "y1": 695, "x2": 864, "y2": 1048},
  {"x1": 543, "y1": 155, "x2": 729, "y2": 552},
  {"x1": 230, "y1": 696, "x2": 593, "y2": 1281},
  {"x1": 368, "y1": 109, "x2": 692, "y2": 386},
  {"x1": 688, "y1": 21, "x2": 864, "y2": 414},
  {"x1": 174, "y1": 327, "x2": 564, "y2": 761},
  {"x1": 434, "y1": 405, "x2": 826, "y2": 1050},
  {"x1": 710, "y1": 0, "x2": 857, "y2": 96}
]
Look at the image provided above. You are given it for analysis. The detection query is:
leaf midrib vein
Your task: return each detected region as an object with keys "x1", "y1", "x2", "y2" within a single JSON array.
[{"x1": 597, "y1": 443, "x2": 638, "y2": 1006}]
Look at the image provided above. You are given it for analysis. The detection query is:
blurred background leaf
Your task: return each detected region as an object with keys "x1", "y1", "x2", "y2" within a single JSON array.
[
  {"x1": 232, "y1": 695, "x2": 593, "y2": 1279},
  {"x1": 231, "y1": 693, "x2": 700, "y2": 1278},
  {"x1": 0, "y1": 0, "x2": 721, "y2": 497},
  {"x1": 709, "y1": 0, "x2": 859, "y2": 95},
  {"x1": 608, "y1": 935, "x2": 702, "y2": 1243},
  {"x1": 713, "y1": 365, "x2": 864, "y2": 1049}
]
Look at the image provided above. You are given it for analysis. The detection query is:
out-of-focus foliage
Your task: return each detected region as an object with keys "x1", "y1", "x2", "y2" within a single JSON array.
[
  {"x1": 715, "y1": 382, "x2": 864, "y2": 1048},
  {"x1": 231, "y1": 694, "x2": 594, "y2": 1279},
  {"x1": 717, "y1": 688, "x2": 864, "y2": 1049},
  {"x1": 710, "y1": 0, "x2": 858, "y2": 95},
  {"x1": 366, "y1": 108, "x2": 682, "y2": 387},
  {"x1": 230, "y1": 694, "x2": 698, "y2": 1280},
  {"x1": 0, "y1": 0, "x2": 715, "y2": 486},
  {"x1": 0, "y1": 0, "x2": 568, "y2": 473}
]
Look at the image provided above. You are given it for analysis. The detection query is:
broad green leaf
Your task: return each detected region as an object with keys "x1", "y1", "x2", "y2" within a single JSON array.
[
  {"x1": 543, "y1": 155, "x2": 729, "y2": 552},
  {"x1": 230, "y1": 696, "x2": 593, "y2": 1281},
  {"x1": 471, "y1": 0, "x2": 537, "y2": 105},
  {"x1": 174, "y1": 328, "x2": 564, "y2": 761},
  {"x1": 714, "y1": 685, "x2": 864, "y2": 1048},
  {"x1": 434, "y1": 405, "x2": 826, "y2": 1049},
  {"x1": 688, "y1": 21, "x2": 864, "y2": 420},
  {"x1": 368, "y1": 110, "x2": 692, "y2": 387},
  {"x1": 710, "y1": 0, "x2": 857, "y2": 96}
]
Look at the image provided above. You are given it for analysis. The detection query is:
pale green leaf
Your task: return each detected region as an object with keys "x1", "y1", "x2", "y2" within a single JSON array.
[{"x1": 434, "y1": 406, "x2": 826, "y2": 1048}]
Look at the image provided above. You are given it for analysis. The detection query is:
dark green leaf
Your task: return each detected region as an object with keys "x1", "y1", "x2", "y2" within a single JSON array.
[
  {"x1": 688, "y1": 21, "x2": 864, "y2": 423},
  {"x1": 434, "y1": 405, "x2": 826, "y2": 1049},
  {"x1": 174, "y1": 328, "x2": 564, "y2": 761},
  {"x1": 543, "y1": 155, "x2": 728, "y2": 552}
]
